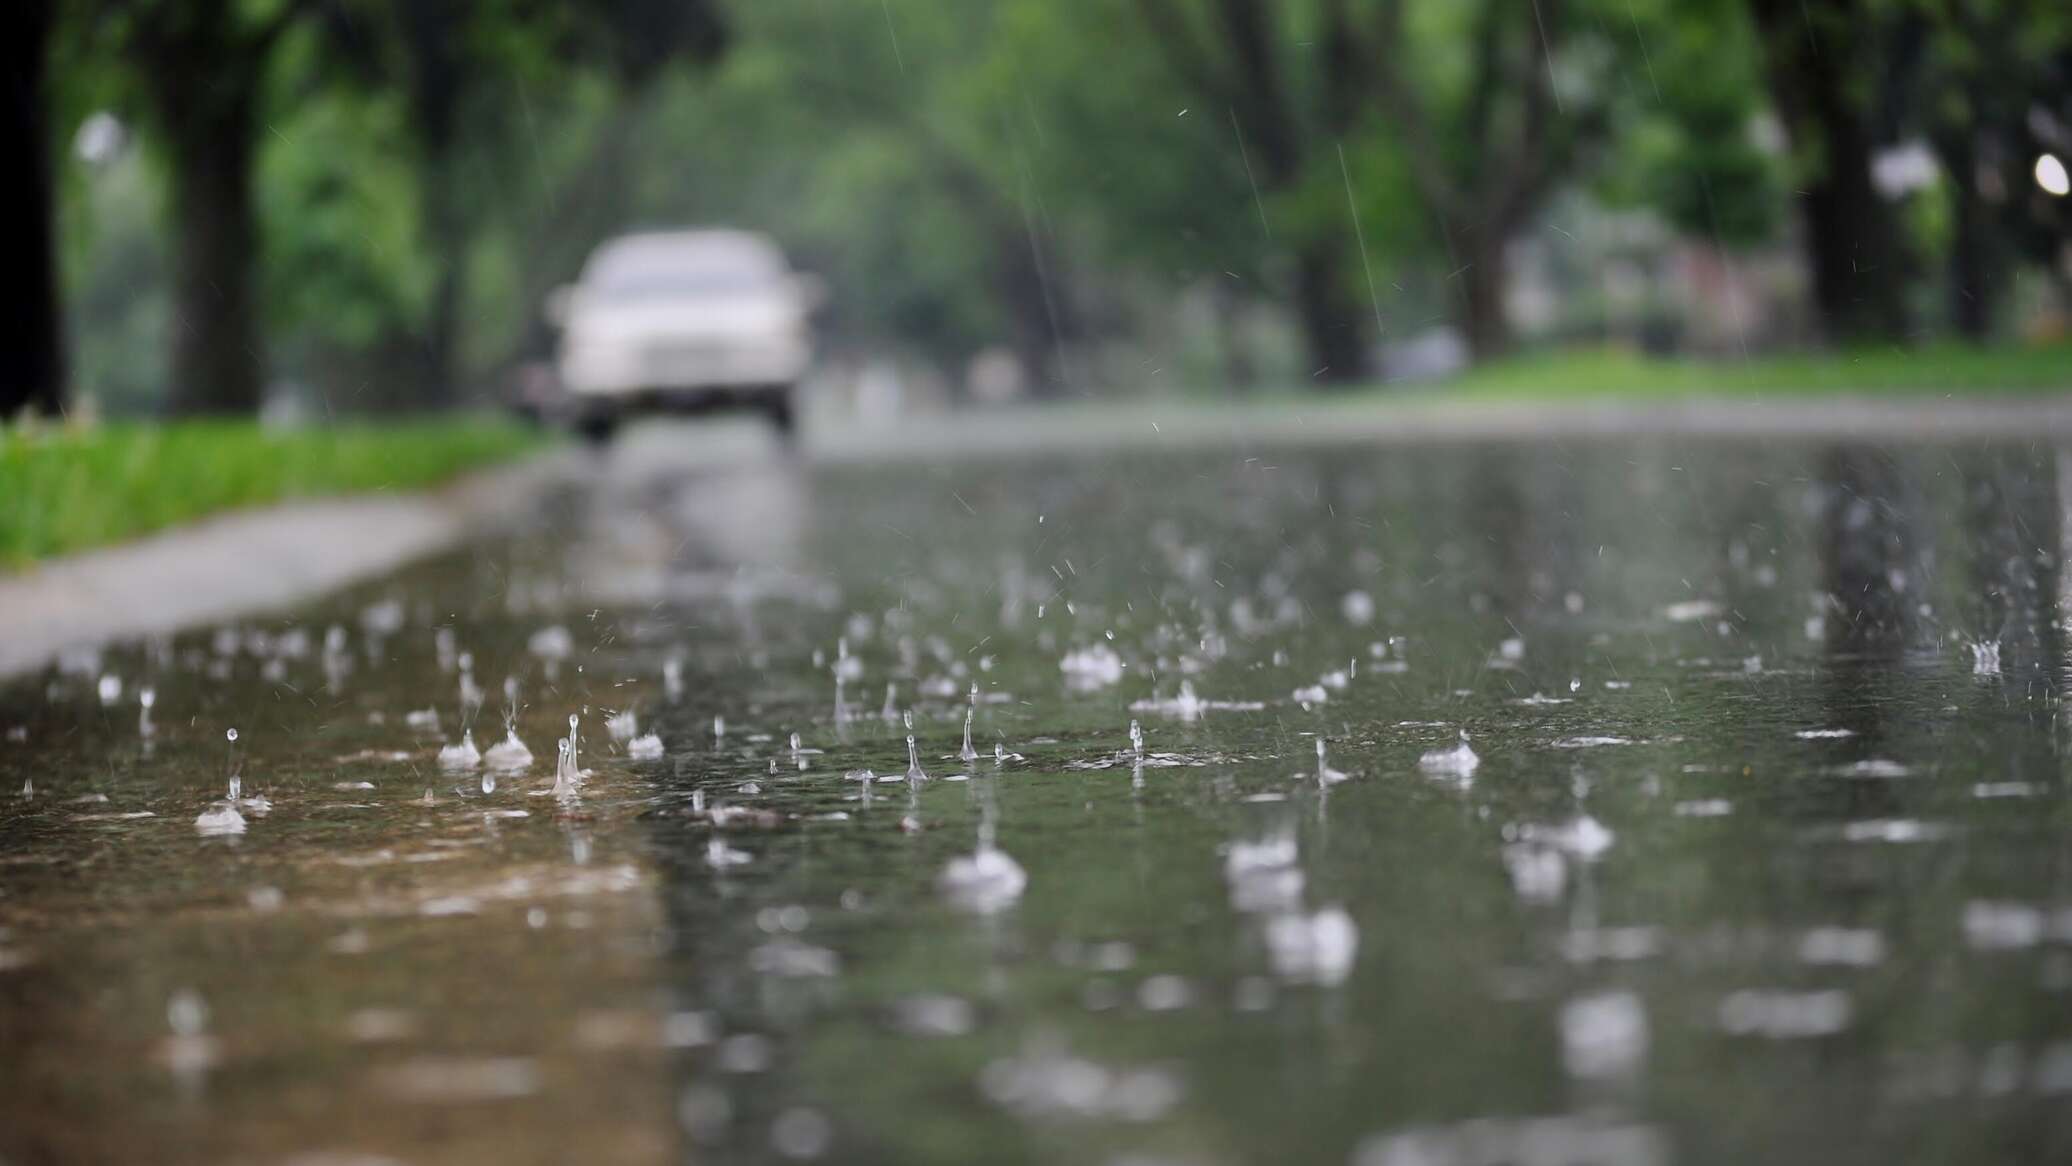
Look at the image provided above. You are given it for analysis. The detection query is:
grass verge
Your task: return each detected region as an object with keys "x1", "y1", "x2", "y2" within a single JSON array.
[
  {"x1": 0, "y1": 418, "x2": 547, "y2": 568},
  {"x1": 1405, "y1": 342, "x2": 2072, "y2": 400}
]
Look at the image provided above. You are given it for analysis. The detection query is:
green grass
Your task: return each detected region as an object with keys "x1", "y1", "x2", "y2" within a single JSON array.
[
  {"x1": 1403, "y1": 342, "x2": 2072, "y2": 400},
  {"x1": 0, "y1": 418, "x2": 548, "y2": 567}
]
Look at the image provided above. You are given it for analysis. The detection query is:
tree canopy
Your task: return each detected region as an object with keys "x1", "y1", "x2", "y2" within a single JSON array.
[{"x1": 19, "y1": 0, "x2": 2071, "y2": 418}]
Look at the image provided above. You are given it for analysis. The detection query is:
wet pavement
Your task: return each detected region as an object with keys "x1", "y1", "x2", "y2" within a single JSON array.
[{"x1": 5, "y1": 422, "x2": 2072, "y2": 1165}]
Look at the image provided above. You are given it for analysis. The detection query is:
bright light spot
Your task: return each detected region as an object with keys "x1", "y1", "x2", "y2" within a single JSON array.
[
  {"x1": 2038, "y1": 153, "x2": 2071, "y2": 198},
  {"x1": 1871, "y1": 140, "x2": 1937, "y2": 197},
  {"x1": 74, "y1": 112, "x2": 125, "y2": 165}
]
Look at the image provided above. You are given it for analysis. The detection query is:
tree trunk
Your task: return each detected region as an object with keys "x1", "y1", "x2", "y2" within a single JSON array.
[
  {"x1": 418, "y1": 155, "x2": 465, "y2": 409},
  {"x1": 1459, "y1": 241, "x2": 1511, "y2": 361},
  {"x1": 1210, "y1": 277, "x2": 1255, "y2": 393},
  {"x1": 407, "y1": 2, "x2": 463, "y2": 409},
  {"x1": 1937, "y1": 130, "x2": 2000, "y2": 341},
  {"x1": 992, "y1": 219, "x2": 1073, "y2": 399},
  {"x1": 1748, "y1": 0, "x2": 1911, "y2": 345},
  {"x1": 2, "y1": 0, "x2": 64, "y2": 418},
  {"x1": 1292, "y1": 241, "x2": 1366, "y2": 385},
  {"x1": 159, "y1": 61, "x2": 264, "y2": 415}
]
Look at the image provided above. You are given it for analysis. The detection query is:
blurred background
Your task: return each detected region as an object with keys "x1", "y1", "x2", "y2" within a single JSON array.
[{"x1": 6, "y1": 0, "x2": 2072, "y2": 424}]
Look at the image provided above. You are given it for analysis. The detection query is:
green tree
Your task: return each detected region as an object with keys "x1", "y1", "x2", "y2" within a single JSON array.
[
  {"x1": 1908, "y1": 0, "x2": 2072, "y2": 338},
  {"x1": 57, "y1": 0, "x2": 726, "y2": 417},
  {"x1": 1744, "y1": 0, "x2": 1915, "y2": 344},
  {"x1": 385, "y1": 0, "x2": 726, "y2": 405},
  {"x1": 66, "y1": 0, "x2": 337, "y2": 415},
  {"x1": 1115, "y1": 0, "x2": 1675, "y2": 369},
  {"x1": 2, "y1": 0, "x2": 64, "y2": 417},
  {"x1": 610, "y1": 0, "x2": 1093, "y2": 394},
  {"x1": 1596, "y1": 0, "x2": 1781, "y2": 250},
  {"x1": 1125, "y1": 0, "x2": 1385, "y2": 379}
]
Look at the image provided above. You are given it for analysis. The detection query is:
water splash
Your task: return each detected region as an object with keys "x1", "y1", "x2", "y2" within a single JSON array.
[
  {"x1": 458, "y1": 654, "x2": 483, "y2": 718},
  {"x1": 845, "y1": 768, "x2": 878, "y2": 807},
  {"x1": 528, "y1": 624, "x2": 573, "y2": 660},
  {"x1": 196, "y1": 730, "x2": 249, "y2": 836},
  {"x1": 225, "y1": 727, "x2": 242, "y2": 802},
  {"x1": 552, "y1": 738, "x2": 578, "y2": 797},
  {"x1": 552, "y1": 714, "x2": 584, "y2": 797},
  {"x1": 1315, "y1": 738, "x2": 1348, "y2": 785},
  {"x1": 161, "y1": 988, "x2": 220, "y2": 1079},
  {"x1": 1341, "y1": 590, "x2": 1376, "y2": 625},
  {"x1": 904, "y1": 710, "x2": 928, "y2": 783},
  {"x1": 938, "y1": 846, "x2": 1027, "y2": 913},
  {"x1": 1265, "y1": 907, "x2": 1359, "y2": 986},
  {"x1": 606, "y1": 709, "x2": 639, "y2": 741},
  {"x1": 484, "y1": 729, "x2": 534, "y2": 771},
  {"x1": 834, "y1": 637, "x2": 864, "y2": 682},
  {"x1": 138, "y1": 686, "x2": 156, "y2": 737},
  {"x1": 1970, "y1": 641, "x2": 2002, "y2": 675},
  {"x1": 628, "y1": 732, "x2": 665, "y2": 760},
  {"x1": 1418, "y1": 730, "x2": 1480, "y2": 782},
  {"x1": 939, "y1": 797, "x2": 1026, "y2": 913},
  {"x1": 193, "y1": 801, "x2": 246, "y2": 836},
  {"x1": 1224, "y1": 829, "x2": 1304, "y2": 914},
  {"x1": 1518, "y1": 814, "x2": 1616, "y2": 860},
  {"x1": 1561, "y1": 991, "x2": 1649, "y2": 1079},
  {"x1": 438, "y1": 730, "x2": 481, "y2": 771},
  {"x1": 1130, "y1": 680, "x2": 1263, "y2": 721},
  {"x1": 1059, "y1": 644, "x2": 1124, "y2": 689},
  {"x1": 706, "y1": 835, "x2": 752, "y2": 868},
  {"x1": 960, "y1": 707, "x2": 979, "y2": 763}
]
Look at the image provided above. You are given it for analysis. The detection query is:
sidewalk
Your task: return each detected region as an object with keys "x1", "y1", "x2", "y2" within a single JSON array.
[{"x1": 0, "y1": 452, "x2": 571, "y2": 678}]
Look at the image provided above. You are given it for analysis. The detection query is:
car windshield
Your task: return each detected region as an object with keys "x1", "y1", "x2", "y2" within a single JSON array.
[
  {"x1": 586, "y1": 238, "x2": 783, "y2": 300},
  {"x1": 588, "y1": 266, "x2": 777, "y2": 300}
]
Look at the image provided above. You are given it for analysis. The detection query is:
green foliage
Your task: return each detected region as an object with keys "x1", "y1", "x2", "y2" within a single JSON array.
[
  {"x1": 0, "y1": 418, "x2": 546, "y2": 566},
  {"x1": 45, "y1": 0, "x2": 2072, "y2": 410},
  {"x1": 1595, "y1": 0, "x2": 1781, "y2": 247},
  {"x1": 259, "y1": 91, "x2": 435, "y2": 350}
]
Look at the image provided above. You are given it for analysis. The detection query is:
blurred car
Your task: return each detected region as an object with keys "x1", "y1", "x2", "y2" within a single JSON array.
[{"x1": 548, "y1": 229, "x2": 819, "y2": 442}]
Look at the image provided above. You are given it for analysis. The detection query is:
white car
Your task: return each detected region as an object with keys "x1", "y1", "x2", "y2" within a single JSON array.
[{"x1": 550, "y1": 229, "x2": 818, "y2": 441}]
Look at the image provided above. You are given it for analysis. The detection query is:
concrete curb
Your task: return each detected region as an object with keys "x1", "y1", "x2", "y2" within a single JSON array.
[{"x1": 0, "y1": 451, "x2": 572, "y2": 680}]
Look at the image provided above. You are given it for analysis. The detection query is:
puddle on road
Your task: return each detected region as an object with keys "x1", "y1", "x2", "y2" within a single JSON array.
[{"x1": 5, "y1": 437, "x2": 2072, "y2": 1164}]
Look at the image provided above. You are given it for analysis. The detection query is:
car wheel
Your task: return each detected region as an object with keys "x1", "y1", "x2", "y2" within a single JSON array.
[
  {"x1": 763, "y1": 390, "x2": 797, "y2": 443},
  {"x1": 575, "y1": 412, "x2": 619, "y2": 446}
]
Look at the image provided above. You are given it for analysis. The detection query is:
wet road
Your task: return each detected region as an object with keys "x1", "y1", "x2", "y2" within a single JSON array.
[{"x1": 5, "y1": 422, "x2": 2072, "y2": 1165}]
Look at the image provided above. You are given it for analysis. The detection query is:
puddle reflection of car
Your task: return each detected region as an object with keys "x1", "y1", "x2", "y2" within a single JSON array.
[{"x1": 549, "y1": 229, "x2": 819, "y2": 443}]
